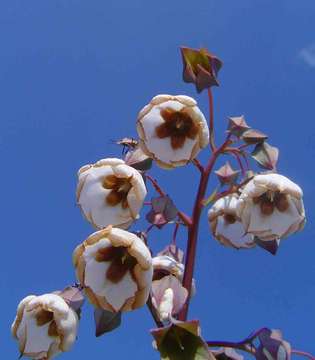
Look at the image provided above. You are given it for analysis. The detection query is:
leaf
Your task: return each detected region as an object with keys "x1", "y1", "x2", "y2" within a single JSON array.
[
  {"x1": 251, "y1": 142, "x2": 279, "y2": 170},
  {"x1": 59, "y1": 286, "x2": 85, "y2": 312},
  {"x1": 254, "y1": 237, "x2": 280, "y2": 255},
  {"x1": 227, "y1": 116, "x2": 250, "y2": 138},
  {"x1": 94, "y1": 308, "x2": 122, "y2": 337},
  {"x1": 202, "y1": 187, "x2": 219, "y2": 206},
  {"x1": 124, "y1": 146, "x2": 153, "y2": 171},
  {"x1": 215, "y1": 162, "x2": 239, "y2": 186},
  {"x1": 151, "y1": 320, "x2": 213, "y2": 360},
  {"x1": 241, "y1": 129, "x2": 268, "y2": 144},
  {"x1": 146, "y1": 196, "x2": 178, "y2": 228}
]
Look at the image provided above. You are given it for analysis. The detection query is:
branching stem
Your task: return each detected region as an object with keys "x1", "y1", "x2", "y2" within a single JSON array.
[
  {"x1": 145, "y1": 174, "x2": 192, "y2": 227},
  {"x1": 178, "y1": 133, "x2": 232, "y2": 321}
]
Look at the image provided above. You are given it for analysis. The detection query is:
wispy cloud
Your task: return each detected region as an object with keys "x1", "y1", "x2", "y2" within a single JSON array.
[{"x1": 299, "y1": 43, "x2": 315, "y2": 67}]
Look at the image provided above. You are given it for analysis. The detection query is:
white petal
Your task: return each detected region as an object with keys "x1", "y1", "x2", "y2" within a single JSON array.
[
  {"x1": 152, "y1": 255, "x2": 184, "y2": 278},
  {"x1": 174, "y1": 95, "x2": 197, "y2": 106},
  {"x1": 247, "y1": 198, "x2": 304, "y2": 239},
  {"x1": 240, "y1": 173, "x2": 303, "y2": 200},
  {"x1": 20, "y1": 313, "x2": 55, "y2": 355},
  {"x1": 216, "y1": 216, "x2": 254, "y2": 248},
  {"x1": 158, "y1": 288, "x2": 174, "y2": 321},
  {"x1": 103, "y1": 271, "x2": 138, "y2": 311}
]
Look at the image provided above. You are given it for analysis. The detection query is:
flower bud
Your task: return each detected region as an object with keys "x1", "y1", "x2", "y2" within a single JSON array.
[{"x1": 180, "y1": 46, "x2": 223, "y2": 93}]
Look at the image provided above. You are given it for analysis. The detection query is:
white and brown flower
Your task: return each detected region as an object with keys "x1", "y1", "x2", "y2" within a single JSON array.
[
  {"x1": 208, "y1": 194, "x2": 255, "y2": 249},
  {"x1": 237, "y1": 173, "x2": 305, "y2": 241},
  {"x1": 73, "y1": 226, "x2": 153, "y2": 313},
  {"x1": 151, "y1": 255, "x2": 195, "y2": 321},
  {"x1": 11, "y1": 293, "x2": 79, "y2": 359},
  {"x1": 136, "y1": 94, "x2": 209, "y2": 169},
  {"x1": 76, "y1": 158, "x2": 147, "y2": 229}
]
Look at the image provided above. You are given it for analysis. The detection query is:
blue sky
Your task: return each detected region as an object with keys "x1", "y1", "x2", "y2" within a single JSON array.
[{"x1": 1, "y1": 0, "x2": 315, "y2": 358}]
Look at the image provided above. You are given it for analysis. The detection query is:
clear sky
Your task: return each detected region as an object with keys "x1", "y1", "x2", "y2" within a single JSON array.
[{"x1": 1, "y1": 0, "x2": 315, "y2": 358}]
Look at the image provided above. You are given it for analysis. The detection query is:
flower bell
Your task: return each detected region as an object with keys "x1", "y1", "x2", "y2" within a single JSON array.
[
  {"x1": 208, "y1": 194, "x2": 255, "y2": 249},
  {"x1": 73, "y1": 226, "x2": 153, "y2": 313},
  {"x1": 76, "y1": 158, "x2": 147, "y2": 230},
  {"x1": 11, "y1": 293, "x2": 79, "y2": 359},
  {"x1": 237, "y1": 173, "x2": 305, "y2": 241},
  {"x1": 137, "y1": 94, "x2": 209, "y2": 169}
]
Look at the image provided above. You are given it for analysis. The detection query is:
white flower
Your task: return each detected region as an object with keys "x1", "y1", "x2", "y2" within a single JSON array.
[
  {"x1": 11, "y1": 293, "x2": 79, "y2": 359},
  {"x1": 73, "y1": 226, "x2": 153, "y2": 312},
  {"x1": 208, "y1": 194, "x2": 255, "y2": 249},
  {"x1": 136, "y1": 94, "x2": 209, "y2": 169},
  {"x1": 76, "y1": 158, "x2": 147, "y2": 229},
  {"x1": 151, "y1": 255, "x2": 194, "y2": 321},
  {"x1": 237, "y1": 173, "x2": 305, "y2": 241}
]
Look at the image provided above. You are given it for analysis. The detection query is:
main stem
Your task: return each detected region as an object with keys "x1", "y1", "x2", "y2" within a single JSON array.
[
  {"x1": 208, "y1": 88, "x2": 216, "y2": 151},
  {"x1": 178, "y1": 134, "x2": 231, "y2": 321}
]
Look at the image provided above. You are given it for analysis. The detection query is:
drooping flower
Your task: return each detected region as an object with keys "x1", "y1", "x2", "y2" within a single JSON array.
[
  {"x1": 11, "y1": 293, "x2": 79, "y2": 359},
  {"x1": 237, "y1": 173, "x2": 305, "y2": 241},
  {"x1": 76, "y1": 158, "x2": 147, "y2": 229},
  {"x1": 255, "y1": 328, "x2": 291, "y2": 360},
  {"x1": 151, "y1": 254, "x2": 195, "y2": 321},
  {"x1": 136, "y1": 94, "x2": 209, "y2": 169},
  {"x1": 208, "y1": 194, "x2": 255, "y2": 249},
  {"x1": 73, "y1": 226, "x2": 153, "y2": 312}
]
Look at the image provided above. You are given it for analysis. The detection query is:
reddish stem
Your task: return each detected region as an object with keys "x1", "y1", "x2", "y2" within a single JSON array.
[
  {"x1": 178, "y1": 134, "x2": 232, "y2": 321},
  {"x1": 192, "y1": 158, "x2": 204, "y2": 173},
  {"x1": 207, "y1": 340, "x2": 255, "y2": 355},
  {"x1": 145, "y1": 174, "x2": 192, "y2": 227},
  {"x1": 292, "y1": 350, "x2": 315, "y2": 360},
  {"x1": 172, "y1": 222, "x2": 180, "y2": 245},
  {"x1": 230, "y1": 150, "x2": 246, "y2": 177},
  {"x1": 208, "y1": 88, "x2": 216, "y2": 151}
]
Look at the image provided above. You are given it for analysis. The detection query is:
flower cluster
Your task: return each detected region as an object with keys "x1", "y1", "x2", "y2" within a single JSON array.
[{"x1": 11, "y1": 46, "x2": 310, "y2": 360}]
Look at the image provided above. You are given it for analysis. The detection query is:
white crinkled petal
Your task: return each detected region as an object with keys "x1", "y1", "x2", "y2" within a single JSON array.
[
  {"x1": 152, "y1": 255, "x2": 184, "y2": 278},
  {"x1": 247, "y1": 198, "x2": 303, "y2": 239},
  {"x1": 103, "y1": 271, "x2": 138, "y2": 311},
  {"x1": 19, "y1": 313, "x2": 56, "y2": 356},
  {"x1": 158, "y1": 288, "x2": 174, "y2": 321},
  {"x1": 57, "y1": 308, "x2": 78, "y2": 351},
  {"x1": 215, "y1": 216, "x2": 254, "y2": 248},
  {"x1": 84, "y1": 255, "x2": 138, "y2": 311},
  {"x1": 240, "y1": 173, "x2": 303, "y2": 200},
  {"x1": 26, "y1": 294, "x2": 69, "y2": 316},
  {"x1": 208, "y1": 195, "x2": 240, "y2": 220}
]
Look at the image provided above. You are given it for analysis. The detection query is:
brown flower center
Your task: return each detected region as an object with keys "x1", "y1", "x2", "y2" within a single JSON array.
[
  {"x1": 156, "y1": 107, "x2": 199, "y2": 150},
  {"x1": 152, "y1": 269, "x2": 170, "y2": 281},
  {"x1": 35, "y1": 309, "x2": 59, "y2": 337},
  {"x1": 102, "y1": 175, "x2": 132, "y2": 209},
  {"x1": 253, "y1": 191, "x2": 289, "y2": 216},
  {"x1": 223, "y1": 213, "x2": 237, "y2": 224},
  {"x1": 95, "y1": 246, "x2": 138, "y2": 284}
]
